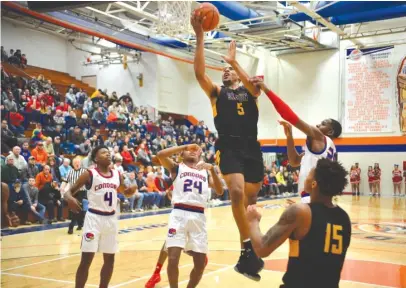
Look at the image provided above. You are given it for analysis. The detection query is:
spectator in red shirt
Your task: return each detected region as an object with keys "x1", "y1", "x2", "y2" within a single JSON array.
[
  {"x1": 154, "y1": 171, "x2": 170, "y2": 206},
  {"x1": 121, "y1": 145, "x2": 137, "y2": 172},
  {"x1": 55, "y1": 101, "x2": 70, "y2": 112}
]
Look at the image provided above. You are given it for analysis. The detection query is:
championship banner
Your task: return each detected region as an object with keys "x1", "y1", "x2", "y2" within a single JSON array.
[{"x1": 344, "y1": 46, "x2": 395, "y2": 133}]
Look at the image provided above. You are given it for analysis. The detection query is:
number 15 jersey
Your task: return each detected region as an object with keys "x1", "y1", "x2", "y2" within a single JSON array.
[
  {"x1": 86, "y1": 168, "x2": 120, "y2": 213},
  {"x1": 172, "y1": 163, "x2": 210, "y2": 209}
]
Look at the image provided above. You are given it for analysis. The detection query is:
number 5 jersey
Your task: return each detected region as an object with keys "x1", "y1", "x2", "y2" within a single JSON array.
[{"x1": 171, "y1": 163, "x2": 210, "y2": 208}]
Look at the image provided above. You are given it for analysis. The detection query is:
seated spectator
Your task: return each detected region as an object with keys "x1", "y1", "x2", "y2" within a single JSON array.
[
  {"x1": 78, "y1": 139, "x2": 92, "y2": 156},
  {"x1": 31, "y1": 142, "x2": 48, "y2": 168},
  {"x1": 69, "y1": 126, "x2": 85, "y2": 150},
  {"x1": 2, "y1": 157, "x2": 20, "y2": 184},
  {"x1": 65, "y1": 88, "x2": 76, "y2": 107},
  {"x1": 145, "y1": 172, "x2": 161, "y2": 209},
  {"x1": 27, "y1": 156, "x2": 39, "y2": 179},
  {"x1": 275, "y1": 168, "x2": 287, "y2": 195},
  {"x1": 92, "y1": 107, "x2": 106, "y2": 127},
  {"x1": 48, "y1": 157, "x2": 62, "y2": 184},
  {"x1": 137, "y1": 143, "x2": 152, "y2": 166},
  {"x1": 8, "y1": 180, "x2": 31, "y2": 225},
  {"x1": 23, "y1": 178, "x2": 46, "y2": 224},
  {"x1": 53, "y1": 109, "x2": 65, "y2": 126},
  {"x1": 1, "y1": 119, "x2": 18, "y2": 153},
  {"x1": 20, "y1": 142, "x2": 31, "y2": 162},
  {"x1": 154, "y1": 171, "x2": 170, "y2": 207},
  {"x1": 59, "y1": 158, "x2": 72, "y2": 181},
  {"x1": 8, "y1": 146, "x2": 28, "y2": 176},
  {"x1": 21, "y1": 54, "x2": 27, "y2": 68},
  {"x1": 38, "y1": 180, "x2": 64, "y2": 223},
  {"x1": 123, "y1": 171, "x2": 145, "y2": 212},
  {"x1": 44, "y1": 137, "x2": 55, "y2": 156},
  {"x1": 121, "y1": 145, "x2": 137, "y2": 172},
  {"x1": 113, "y1": 156, "x2": 125, "y2": 174},
  {"x1": 35, "y1": 165, "x2": 53, "y2": 190}
]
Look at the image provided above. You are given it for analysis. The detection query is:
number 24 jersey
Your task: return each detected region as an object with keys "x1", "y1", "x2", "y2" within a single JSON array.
[{"x1": 172, "y1": 163, "x2": 210, "y2": 208}]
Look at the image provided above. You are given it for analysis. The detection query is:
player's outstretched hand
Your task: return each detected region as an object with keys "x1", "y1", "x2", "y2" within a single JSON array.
[
  {"x1": 279, "y1": 120, "x2": 293, "y2": 137},
  {"x1": 66, "y1": 195, "x2": 82, "y2": 213},
  {"x1": 247, "y1": 205, "x2": 262, "y2": 223},
  {"x1": 196, "y1": 161, "x2": 212, "y2": 171},
  {"x1": 222, "y1": 40, "x2": 236, "y2": 64},
  {"x1": 249, "y1": 76, "x2": 267, "y2": 91},
  {"x1": 191, "y1": 9, "x2": 205, "y2": 37}
]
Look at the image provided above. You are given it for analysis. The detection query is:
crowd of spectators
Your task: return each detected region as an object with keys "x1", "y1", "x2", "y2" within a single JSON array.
[
  {"x1": 1, "y1": 46, "x2": 27, "y2": 68},
  {"x1": 1, "y1": 61, "x2": 229, "y2": 228}
]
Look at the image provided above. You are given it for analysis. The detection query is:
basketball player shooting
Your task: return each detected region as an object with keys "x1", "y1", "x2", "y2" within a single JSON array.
[
  {"x1": 247, "y1": 159, "x2": 351, "y2": 287},
  {"x1": 191, "y1": 10, "x2": 265, "y2": 281},
  {"x1": 64, "y1": 145, "x2": 137, "y2": 288},
  {"x1": 155, "y1": 143, "x2": 223, "y2": 288},
  {"x1": 250, "y1": 77, "x2": 342, "y2": 204}
]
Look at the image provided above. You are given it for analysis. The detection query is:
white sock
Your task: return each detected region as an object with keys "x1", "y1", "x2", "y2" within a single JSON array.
[{"x1": 243, "y1": 238, "x2": 250, "y2": 243}]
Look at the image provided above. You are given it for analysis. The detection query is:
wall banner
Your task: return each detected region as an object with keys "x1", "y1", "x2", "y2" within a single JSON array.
[{"x1": 344, "y1": 46, "x2": 395, "y2": 133}]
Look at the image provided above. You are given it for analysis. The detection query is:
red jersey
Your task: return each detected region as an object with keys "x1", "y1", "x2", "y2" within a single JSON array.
[
  {"x1": 392, "y1": 170, "x2": 402, "y2": 183},
  {"x1": 374, "y1": 169, "x2": 381, "y2": 181},
  {"x1": 368, "y1": 170, "x2": 375, "y2": 183},
  {"x1": 355, "y1": 168, "x2": 361, "y2": 181},
  {"x1": 350, "y1": 170, "x2": 359, "y2": 183}
]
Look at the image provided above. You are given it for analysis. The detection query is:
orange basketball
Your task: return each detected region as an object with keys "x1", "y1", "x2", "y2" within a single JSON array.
[{"x1": 195, "y1": 3, "x2": 220, "y2": 32}]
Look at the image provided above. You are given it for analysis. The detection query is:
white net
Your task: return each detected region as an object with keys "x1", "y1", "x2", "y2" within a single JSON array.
[{"x1": 156, "y1": 1, "x2": 193, "y2": 37}]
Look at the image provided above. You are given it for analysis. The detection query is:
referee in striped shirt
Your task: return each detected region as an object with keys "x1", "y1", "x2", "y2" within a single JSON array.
[{"x1": 61, "y1": 157, "x2": 88, "y2": 234}]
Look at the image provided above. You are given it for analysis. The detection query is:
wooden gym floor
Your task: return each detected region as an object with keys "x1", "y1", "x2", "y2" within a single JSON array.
[{"x1": 1, "y1": 196, "x2": 406, "y2": 288}]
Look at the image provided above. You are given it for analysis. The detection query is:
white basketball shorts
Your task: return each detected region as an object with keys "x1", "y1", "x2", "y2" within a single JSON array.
[
  {"x1": 81, "y1": 210, "x2": 119, "y2": 254},
  {"x1": 165, "y1": 208, "x2": 208, "y2": 254}
]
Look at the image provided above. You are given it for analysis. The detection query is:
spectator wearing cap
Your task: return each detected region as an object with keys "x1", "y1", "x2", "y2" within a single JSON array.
[
  {"x1": 27, "y1": 156, "x2": 39, "y2": 178},
  {"x1": 35, "y1": 165, "x2": 53, "y2": 190},
  {"x1": 31, "y1": 142, "x2": 48, "y2": 168},
  {"x1": 38, "y1": 180, "x2": 64, "y2": 223},
  {"x1": 23, "y1": 178, "x2": 46, "y2": 224},
  {"x1": 1, "y1": 157, "x2": 20, "y2": 184},
  {"x1": 20, "y1": 142, "x2": 31, "y2": 162},
  {"x1": 8, "y1": 180, "x2": 31, "y2": 225}
]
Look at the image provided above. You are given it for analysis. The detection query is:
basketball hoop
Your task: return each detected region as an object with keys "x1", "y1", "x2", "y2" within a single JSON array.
[{"x1": 156, "y1": 1, "x2": 193, "y2": 37}]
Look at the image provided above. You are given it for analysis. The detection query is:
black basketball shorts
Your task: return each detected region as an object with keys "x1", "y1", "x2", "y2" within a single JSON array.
[{"x1": 215, "y1": 141, "x2": 264, "y2": 183}]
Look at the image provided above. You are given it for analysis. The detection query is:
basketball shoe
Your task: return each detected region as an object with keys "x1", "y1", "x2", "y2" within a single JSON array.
[{"x1": 234, "y1": 248, "x2": 264, "y2": 281}]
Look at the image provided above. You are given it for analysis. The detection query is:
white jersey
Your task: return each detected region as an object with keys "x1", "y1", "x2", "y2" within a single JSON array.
[
  {"x1": 298, "y1": 136, "x2": 336, "y2": 193},
  {"x1": 172, "y1": 163, "x2": 210, "y2": 208},
  {"x1": 87, "y1": 168, "x2": 120, "y2": 213}
]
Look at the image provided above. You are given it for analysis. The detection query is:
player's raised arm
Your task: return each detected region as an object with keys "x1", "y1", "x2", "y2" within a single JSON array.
[
  {"x1": 199, "y1": 164, "x2": 223, "y2": 196},
  {"x1": 191, "y1": 12, "x2": 218, "y2": 99},
  {"x1": 279, "y1": 121, "x2": 304, "y2": 167},
  {"x1": 223, "y1": 41, "x2": 260, "y2": 98},
  {"x1": 247, "y1": 204, "x2": 307, "y2": 258},
  {"x1": 157, "y1": 144, "x2": 199, "y2": 171},
  {"x1": 64, "y1": 170, "x2": 91, "y2": 212},
  {"x1": 250, "y1": 77, "x2": 325, "y2": 141}
]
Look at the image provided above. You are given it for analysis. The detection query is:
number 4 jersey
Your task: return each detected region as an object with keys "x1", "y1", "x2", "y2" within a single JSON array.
[
  {"x1": 86, "y1": 168, "x2": 120, "y2": 213},
  {"x1": 172, "y1": 163, "x2": 210, "y2": 208}
]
